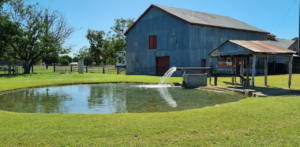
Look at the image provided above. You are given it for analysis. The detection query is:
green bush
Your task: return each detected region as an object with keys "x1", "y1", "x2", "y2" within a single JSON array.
[
  {"x1": 61, "y1": 60, "x2": 69, "y2": 66},
  {"x1": 92, "y1": 62, "x2": 96, "y2": 66}
]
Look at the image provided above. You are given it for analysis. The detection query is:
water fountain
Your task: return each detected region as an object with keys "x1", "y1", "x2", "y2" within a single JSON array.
[{"x1": 159, "y1": 66, "x2": 177, "y2": 85}]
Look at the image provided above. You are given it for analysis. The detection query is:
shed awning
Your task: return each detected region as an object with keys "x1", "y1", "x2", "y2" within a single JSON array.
[{"x1": 209, "y1": 40, "x2": 296, "y2": 57}]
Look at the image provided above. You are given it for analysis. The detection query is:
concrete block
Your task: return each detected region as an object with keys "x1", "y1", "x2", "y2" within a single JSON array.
[{"x1": 183, "y1": 74, "x2": 207, "y2": 88}]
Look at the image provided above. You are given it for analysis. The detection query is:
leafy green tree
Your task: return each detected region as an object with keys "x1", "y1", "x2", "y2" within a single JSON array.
[
  {"x1": 0, "y1": 1, "x2": 20, "y2": 59},
  {"x1": 109, "y1": 18, "x2": 134, "y2": 63},
  {"x1": 60, "y1": 55, "x2": 72, "y2": 63},
  {"x1": 73, "y1": 46, "x2": 93, "y2": 65},
  {"x1": 4, "y1": 0, "x2": 76, "y2": 74},
  {"x1": 61, "y1": 59, "x2": 69, "y2": 66},
  {"x1": 111, "y1": 18, "x2": 134, "y2": 39},
  {"x1": 42, "y1": 54, "x2": 59, "y2": 64},
  {"x1": 72, "y1": 56, "x2": 79, "y2": 62},
  {"x1": 86, "y1": 29, "x2": 105, "y2": 65}
]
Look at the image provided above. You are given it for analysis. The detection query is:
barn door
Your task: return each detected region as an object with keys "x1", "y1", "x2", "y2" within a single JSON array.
[{"x1": 156, "y1": 56, "x2": 169, "y2": 75}]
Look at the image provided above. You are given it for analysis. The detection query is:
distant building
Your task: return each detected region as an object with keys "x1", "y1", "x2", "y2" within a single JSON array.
[
  {"x1": 125, "y1": 4, "x2": 298, "y2": 75},
  {"x1": 70, "y1": 62, "x2": 78, "y2": 66}
]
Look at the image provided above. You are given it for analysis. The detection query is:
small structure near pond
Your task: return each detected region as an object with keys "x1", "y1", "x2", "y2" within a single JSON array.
[{"x1": 209, "y1": 40, "x2": 296, "y2": 88}]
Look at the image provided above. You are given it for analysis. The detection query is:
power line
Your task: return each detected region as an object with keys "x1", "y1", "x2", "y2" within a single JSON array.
[{"x1": 273, "y1": 0, "x2": 297, "y2": 34}]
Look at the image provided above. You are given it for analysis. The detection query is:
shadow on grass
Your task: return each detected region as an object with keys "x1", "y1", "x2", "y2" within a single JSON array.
[{"x1": 221, "y1": 81, "x2": 300, "y2": 96}]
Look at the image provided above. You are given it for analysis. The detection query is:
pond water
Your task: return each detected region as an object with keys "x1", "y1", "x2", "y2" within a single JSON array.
[{"x1": 0, "y1": 83, "x2": 246, "y2": 114}]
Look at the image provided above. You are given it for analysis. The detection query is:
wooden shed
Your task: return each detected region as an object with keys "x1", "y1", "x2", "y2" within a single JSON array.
[{"x1": 209, "y1": 40, "x2": 296, "y2": 88}]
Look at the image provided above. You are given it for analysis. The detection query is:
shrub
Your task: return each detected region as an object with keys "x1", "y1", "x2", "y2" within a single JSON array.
[{"x1": 92, "y1": 62, "x2": 96, "y2": 66}]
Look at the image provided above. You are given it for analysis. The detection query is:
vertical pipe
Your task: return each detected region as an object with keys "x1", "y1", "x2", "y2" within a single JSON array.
[
  {"x1": 264, "y1": 56, "x2": 268, "y2": 86},
  {"x1": 288, "y1": 55, "x2": 293, "y2": 88},
  {"x1": 252, "y1": 55, "x2": 256, "y2": 88}
]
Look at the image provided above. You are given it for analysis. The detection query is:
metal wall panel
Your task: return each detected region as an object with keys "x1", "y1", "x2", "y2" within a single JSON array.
[{"x1": 126, "y1": 7, "x2": 268, "y2": 75}]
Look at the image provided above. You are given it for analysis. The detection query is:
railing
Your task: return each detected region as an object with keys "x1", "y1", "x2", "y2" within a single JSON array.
[{"x1": 51, "y1": 64, "x2": 126, "y2": 74}]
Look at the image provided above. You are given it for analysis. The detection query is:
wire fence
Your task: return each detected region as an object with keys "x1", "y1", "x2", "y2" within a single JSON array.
[
  {"x1": 49, "y1": 64, "x2": 126, "y2": 74},
  {"x1": 0, "y1": 60, "x2": 26, "y2": 75}
]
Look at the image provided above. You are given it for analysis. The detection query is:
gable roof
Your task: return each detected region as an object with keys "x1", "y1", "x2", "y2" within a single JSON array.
[
  {"x1": 209, "y1": 40, "x2": 296, "y2": 57},
  {"x1": 124, "y1": 4, "x2": 269, "y2": 35},
  {"x1": 267, "y1": 38, "x2": 297, "y2": 49}
]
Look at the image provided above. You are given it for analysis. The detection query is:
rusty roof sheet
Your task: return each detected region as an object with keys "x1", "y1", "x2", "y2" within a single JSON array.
[
  {"x1": 267, "y1": 38, "x2": 296, "y2": 49},
  {"x1": 154, "y1": 5, "x2": 269, "y2": 34},
  {"x1": 230, "y1": 40, "x2": 296, "y2": 54}
]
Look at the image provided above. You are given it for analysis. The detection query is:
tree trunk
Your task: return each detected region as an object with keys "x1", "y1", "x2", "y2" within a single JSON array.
[{"x1": 23, "y1": 61, "x2": 33, "y2": 74}]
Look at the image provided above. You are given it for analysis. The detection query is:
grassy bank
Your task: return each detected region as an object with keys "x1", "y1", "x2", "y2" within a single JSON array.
[
  {"x1": 0, "y1": 66, "x2": 300, "y2": 146},
  {"x1": 1, "y1": 97, "x2": 300, "y2": 146}
]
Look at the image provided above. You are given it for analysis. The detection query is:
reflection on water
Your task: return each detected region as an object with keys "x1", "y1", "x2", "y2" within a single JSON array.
[{"x1": 0, "y1": 83, "x2": 246, "y2": 114}]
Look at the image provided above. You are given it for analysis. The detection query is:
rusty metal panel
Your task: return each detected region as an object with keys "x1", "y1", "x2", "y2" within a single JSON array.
[
  {"x1": 268, "y1": 38, "x2": 295, "y2": 49},
  {"x1": 230, "y1": 40, "x2": 296, "y2": 54},
  {"x1": 209, "y1": 40, "x2": 296, "y2": 58}
]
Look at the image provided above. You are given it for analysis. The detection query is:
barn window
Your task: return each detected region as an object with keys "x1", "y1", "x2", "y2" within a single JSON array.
[{"x1": 149, "y1": 35, "x2": 157, "y2": 49}]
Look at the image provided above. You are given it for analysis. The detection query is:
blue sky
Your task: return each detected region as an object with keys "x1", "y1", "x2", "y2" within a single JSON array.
[{"x1": 26, "y1": 0, "x2": 299, "y2": 57}]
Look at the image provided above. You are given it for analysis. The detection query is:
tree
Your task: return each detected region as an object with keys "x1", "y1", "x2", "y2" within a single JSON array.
[
  {"x1": 110, "y1": 18, "x2": 134, "y2": 39},
  {"x1": 0, "y1": 0, "x2": 20, "y2": 59},
  {"x1": 4, "y1": 0, "x2": 76, "y2": 74},
  {"x1": 73, "y1": 46, "x2": 93, "y2": 65},
  {"x1": 109, "y1": 18, "x2": 134, "y2": 63},
  {"x1": 42, "y1": 54, "x2": 59, "y2": 64},
  {"x1": 60, "y1": 55, "x2": 72, "y2": 63},
  {"x1": 86, "y1": 29, "x2": 105, "y2": 65}
]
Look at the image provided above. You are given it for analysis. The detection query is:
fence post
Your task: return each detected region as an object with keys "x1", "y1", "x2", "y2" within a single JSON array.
[
  {"x1": 53, "y1": 63, "x2": 56, "y2": 72},
  {"x1": 117, "y1": 67, "x2": 119, "y2": 74},
  {"x1": 103, "y1": 66, "x2": 105, "y2": 74},
  {"x1": 86, "y1": 66, "x2": 88, "y2": 73},
  {"x1": 71, "y1": 65, "x2": 73, "y2": 72},
  {"x1": 31, "y1": 65, "x2": 34, "y2": 73},
  {"x1": 46, "y1": 64, "x2": 48, "y2": 69},
  {"x1": 69, "y1": 65, "x2": 72, "y2": 74}
]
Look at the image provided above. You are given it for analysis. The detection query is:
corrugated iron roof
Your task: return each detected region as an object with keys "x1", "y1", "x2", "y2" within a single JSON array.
[
  {"x1": 125, "y1": 4, "x2": 269, "y2": 35},
  {"x1": 209, "y1": 40, "x2": 296, "y2": 57},
  {"x1": 230, "y1": 40, "x2": 296, "y2": 54},
  {"x1": 267, "y1": 38, "x2": 296, "y2": 49},
  {"x1": 155, "y1": 5, "x2": 269, "y2": 34}
]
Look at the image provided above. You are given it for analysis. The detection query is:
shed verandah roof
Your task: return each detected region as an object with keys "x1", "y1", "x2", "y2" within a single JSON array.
[
  {"x1": 209, "y1": 40, "x2": 296, "y2": 57},
  {"x1": 208, "y1": 40, "x2": 296, "y2": 89}
]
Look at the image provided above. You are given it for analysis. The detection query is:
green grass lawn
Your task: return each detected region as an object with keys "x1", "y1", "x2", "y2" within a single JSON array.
[{"x1": 0, "y1": 66, "x2": 300, "y2": 146}]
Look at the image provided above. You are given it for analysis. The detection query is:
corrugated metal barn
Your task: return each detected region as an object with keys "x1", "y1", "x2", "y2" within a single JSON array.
[{"x1": 125, "y1": 4, "x2": 299, "y2": 75}]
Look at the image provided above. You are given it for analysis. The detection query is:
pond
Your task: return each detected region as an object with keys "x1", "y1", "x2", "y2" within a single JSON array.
[{"x1": 0, "y1": 83, "x2": 246, "y2": 114}]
